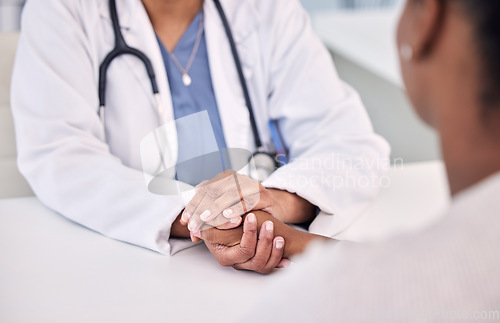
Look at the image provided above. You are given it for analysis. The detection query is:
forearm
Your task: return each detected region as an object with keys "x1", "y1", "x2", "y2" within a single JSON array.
[
  {"x1": 251, "y1": 210, "x2": 331, "y2": 258},
  {"x1": 268, "y1": 189, "x2": 317, "y2": 224},
  {"x1": 171, "y1": 213, "x2": 191, "y2": 239}
]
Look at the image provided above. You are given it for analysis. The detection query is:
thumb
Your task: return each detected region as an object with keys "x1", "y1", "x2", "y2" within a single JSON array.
[{"x1": 200, "y1": 226, "x2": 243, "y2": 247}]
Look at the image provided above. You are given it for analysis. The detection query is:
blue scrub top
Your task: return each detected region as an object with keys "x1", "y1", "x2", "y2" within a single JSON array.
[{"x1": 156, "y1": 10, "x2": 229, "y2": 185}]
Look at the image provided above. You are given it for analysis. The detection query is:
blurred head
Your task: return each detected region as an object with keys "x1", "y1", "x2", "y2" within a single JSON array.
[
  {"x1": 397, "y1": 0, "x2": 500, "y2": 194},
  {"x1": 397, "y1": 0, "x2": 500, "y2": 129}
]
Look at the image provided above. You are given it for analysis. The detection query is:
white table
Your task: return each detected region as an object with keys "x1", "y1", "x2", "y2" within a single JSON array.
[{"x1": 0, "y1": 161, "x2": 450, "y2": 322}]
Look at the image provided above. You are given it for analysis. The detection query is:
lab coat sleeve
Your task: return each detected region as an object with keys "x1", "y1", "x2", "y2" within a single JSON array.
[
  {"x1": 261, "y1": 0, "x2": 391, "y2": 237},
  {"x1": 10, "y1": 0, "x2": 190, "y2": 255}
]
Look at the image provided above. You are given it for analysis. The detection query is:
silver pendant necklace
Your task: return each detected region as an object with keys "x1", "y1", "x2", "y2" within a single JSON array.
[{"x1": 167, "y1": 11, "x2": 204, "y2": 86}]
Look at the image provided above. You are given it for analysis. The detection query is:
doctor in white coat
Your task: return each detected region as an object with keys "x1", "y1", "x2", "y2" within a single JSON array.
[{"x1": 11, "y1": 0, "x2": 389, "y2": 270}]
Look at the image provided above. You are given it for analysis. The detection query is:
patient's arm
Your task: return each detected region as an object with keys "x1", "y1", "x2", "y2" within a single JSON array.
[{"x1": 170, "y1": 213, "x2": 191, "y2": 238}]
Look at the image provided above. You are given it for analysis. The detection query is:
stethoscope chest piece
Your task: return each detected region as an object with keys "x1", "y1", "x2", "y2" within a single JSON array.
[{"x1": 249, "y1": 152, "x2": 279, "y2": 182}]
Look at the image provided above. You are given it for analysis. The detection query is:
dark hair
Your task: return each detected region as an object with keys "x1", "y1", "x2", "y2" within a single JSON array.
[{"x1": 453, "y1": 0, "x2": 500, "y2": 107}]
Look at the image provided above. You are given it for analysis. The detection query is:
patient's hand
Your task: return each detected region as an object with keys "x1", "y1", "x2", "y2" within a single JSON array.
[
  {"x1": 197, "y1": 210, "x2": 330, "y2": 273},
  {"x1": 199, "y1": 212, "x2": 286, "y2": 274}
]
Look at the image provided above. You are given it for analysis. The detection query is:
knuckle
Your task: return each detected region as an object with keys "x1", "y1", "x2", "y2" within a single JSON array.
[
  {"x1": 231, "y1": 202, "x2": 244, "y2": 213},
  {"x1": 200, "y1": 229, "x2": 215, "y2": 242},
  {"x1": 197, "y1": 180, "x2": 209, "y2": 188},
  {"x1": 195, "y1": 184, "x2": 208, "y2": 194},
  {"x1": 257, "y1": 267, "x2": 271, "y2": 274},
  {"x1": 194, "y1": 186, "x2": 207, "y2": 194},
  {"x1": 244, "y1": 220, "x2": 258, "y2": 232},
  {"x1": 252, "y1": 259, "x2": 267, "y2": 269},
  {"x1": 226, "y1": 189, "x2": 240, "y2": 200},
  {"x1": 202, "y1": 185, "x2": 223, "y2": 198},
  {"x1": 219, "y1": 258, "x2": 232, "y2": 267},
  {"x1": 210, "y1": 201, "x2": 224, "y2": 213},
  {"x1": 260, "y1": 233, "x2": 273, "y2": 244},
  {"x1": 242, "y1": 196, "x2": 258, "y2": 209},
  {"x1": 186, "y1": 198, "x2": 200, "y2": 210},
  {"x1": 245, "y1": 223, "x2": 258, "y2": 234},
  {"x1": 247, "y1": 228, "x2": 258, "y2": 238},
  {"x1": 211, "y1": 186, "x2": 223, "y2": 197},
  {"x1": 234, "y1": 263, "x2": 250, "y2": 271},
  {"x1": 238, "y1": 246, "x2": 255, "y2": 259}
]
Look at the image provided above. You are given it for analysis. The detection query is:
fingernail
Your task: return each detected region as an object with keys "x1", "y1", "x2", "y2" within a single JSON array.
[
  {"x1": 188, "y1": 221, "x2": 197, "y2": 231},
  {"x1": 200, "y1": 210, "x2": 211, "y2": 221},
  {"x1": 230, "y1": 217, "x2": 240, "y2": 224},
  {"x1": 275, "y1": 238, "x2": 284, "y2": 249},
  {"x1": 223, "y1": 208, "x2": 233, "y2": 217},
  {"x1": 185, "y1": 212, "x2": 192, "y2": 219},
  {"x1": 265, "y1": 221, "x2": 273, "y2": 231},
  {"x1": 247, "y1": 213, "x2": 256, "y2": 223},
  {"x1": 192, "y1": 231, "x2": 201, "y2": 238}
]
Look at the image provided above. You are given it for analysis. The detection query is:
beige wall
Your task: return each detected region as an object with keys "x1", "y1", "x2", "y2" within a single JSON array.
[
  {"x1": 0, "y1": 32, "x2": 33, "y2": 198},
  {"x1": 331, "y1": 52, "x2": 441, "y2": 163}
]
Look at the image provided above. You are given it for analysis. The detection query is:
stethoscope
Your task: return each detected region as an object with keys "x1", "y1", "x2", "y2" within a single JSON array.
[{"x1": 98, "y1": 0, "x2": 287, "y2": 182}]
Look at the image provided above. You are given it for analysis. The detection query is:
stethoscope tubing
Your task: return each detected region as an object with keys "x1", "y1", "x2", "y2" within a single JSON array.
[
  {"x1": 98, "y1": 0, "x2": 159, "y2": 114},
  {"x1": 98, "y1": 0, "x2": 289, "y2": 166},
  {"x1": 212, "y1": 0, "x2": 263, "y2": 150},
  {"x1": 98, "y1": 0, "x2": 262, "y2": 147}
]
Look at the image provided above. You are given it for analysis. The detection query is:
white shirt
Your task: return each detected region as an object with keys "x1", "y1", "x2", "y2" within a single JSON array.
[{"x1": 247, "y1": 172, "x2": 500, "y2": 322}]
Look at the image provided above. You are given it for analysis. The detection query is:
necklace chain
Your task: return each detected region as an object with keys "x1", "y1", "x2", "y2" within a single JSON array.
[{"x1": 167, "y1": 11, "x2": 204, "y2": 86}]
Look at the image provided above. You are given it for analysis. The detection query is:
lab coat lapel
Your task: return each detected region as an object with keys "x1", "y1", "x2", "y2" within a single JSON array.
[
  {"x1": 98, "y1": 0, "x2": 259, "y2": 170},
  {"x1": 98, "y1": 0, "x2": 178, "y2": 168},
  {"x1": 204, "y1": 0, "x2": 258, "y2": 154}
]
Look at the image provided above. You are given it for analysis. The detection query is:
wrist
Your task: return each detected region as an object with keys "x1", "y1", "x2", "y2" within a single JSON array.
[
  {"x1": 170, "y1": 212, "x2": 191, "y2": 239},
  {"x1": 251, "y1": 210, "x2": 330, "y2": 258},
  {"x1": 267, "y1": 189, "x2": 316, "y2": 224},
  {"x1": 283, "y1": 229, "x2": 330, "y2": 258}
]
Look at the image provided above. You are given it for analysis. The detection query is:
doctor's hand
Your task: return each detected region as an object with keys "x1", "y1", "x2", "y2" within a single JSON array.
[
  {"x1": 180, "y1": 170, "x2": 316, "y2": 236},
  {"x1": 198, "y1": 211, "x2": 289, "y2": 274}
]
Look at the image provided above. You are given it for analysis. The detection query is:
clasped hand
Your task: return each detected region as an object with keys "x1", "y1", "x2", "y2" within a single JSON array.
[
  {"x1": 199, "y1": 212, "x2": 288, "y2": 274},
  {"x1": 179, "y1": 170, "x2": 289, "y2": 273},
  {"x1": 180, "y1": 169, "x2": 282, "y2": 234}
]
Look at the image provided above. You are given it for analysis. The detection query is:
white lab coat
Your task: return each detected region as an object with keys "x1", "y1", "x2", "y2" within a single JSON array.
[{"x1": 11, "y1": 0, "x2": 390, "y2": 255}]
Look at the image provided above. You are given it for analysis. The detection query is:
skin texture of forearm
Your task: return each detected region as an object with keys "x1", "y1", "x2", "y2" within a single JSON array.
[
  {"x1": 251, "y1": 211, "x2": 331, "y2": 258},
  {"x1": 268, "y1": 189, "x2": 317, "y2": 225}
]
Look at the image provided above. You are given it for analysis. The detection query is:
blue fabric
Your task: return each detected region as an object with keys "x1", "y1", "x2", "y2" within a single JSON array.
[{"x1": 156, "y1": 11, "x2": 229, "y2": 185}]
